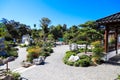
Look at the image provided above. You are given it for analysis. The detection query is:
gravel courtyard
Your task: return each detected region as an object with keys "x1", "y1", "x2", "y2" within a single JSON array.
[{"x1": 21, "y1": 45, "x2": 120, "y2": 80}]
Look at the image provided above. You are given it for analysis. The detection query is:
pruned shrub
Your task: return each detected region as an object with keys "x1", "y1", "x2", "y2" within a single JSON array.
[
  {"x1": 11, "y1": 72, "x2": 21, "y2": 80},
  {"x1": 79, "y1": 59, "x2": 90, "y2": 67},
  {"x1": 91, "y1": 41, "x2": 104, "y2": 65},
  {"x1": 66, "y1": 61, "x2": 74, "y2": 66},
  {"x1": 74, "y1": 61, "x2": 80, "y2": 67}
]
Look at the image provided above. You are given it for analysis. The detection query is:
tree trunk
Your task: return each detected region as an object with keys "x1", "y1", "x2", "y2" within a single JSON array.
[{"x1": 85, "y1": 43, "x2": 88, "y2": 54}]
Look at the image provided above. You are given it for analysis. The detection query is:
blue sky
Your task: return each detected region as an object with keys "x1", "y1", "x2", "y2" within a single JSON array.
[{"x1": 0, "y1": 0, "x2": 120, "y2": 29}]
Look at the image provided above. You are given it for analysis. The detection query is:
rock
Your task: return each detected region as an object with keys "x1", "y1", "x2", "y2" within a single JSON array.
[
  {"x1": 33, "y1": 56, "x2": 45, "y2": 65},
  {"x1": 68, "y1": 55, "x2": 79, "y2": 62},
  {"x1": 74, "y1": 56, "x2": 79, "y2": 61},
  {"x1": 68, "y1": 55, "x2": 74, "y2": 62},
  {"x1": 69, "y1": 43, "x2": 78, "y2": 51}
]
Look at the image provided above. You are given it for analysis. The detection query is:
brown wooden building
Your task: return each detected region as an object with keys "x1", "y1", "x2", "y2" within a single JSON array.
[{"x1": 96, "y1": 12, "x2": 120, "y2": 54}]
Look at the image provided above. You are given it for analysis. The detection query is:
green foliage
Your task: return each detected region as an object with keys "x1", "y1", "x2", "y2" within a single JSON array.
[
  {"x1": 92, "y1": 41, "x2": 104, "y2": 57},
  {"x1": 4, "y1": 33, "x2": 13, "y2": 41},
  {"x1": 19, "y1": 44, "x2": 27, "y2": 47},
  {"x1": 27, "y1": 52, "x2": 39, "y2": 62},
  {"x1": 74, "y1": 61, "x2": 80, "y2": 67},
  {"x1": 64, "y1": 51, "x2": 76, "y2": 59},
  {"x1": 11, "y1": 72, "x2": 21, "y2": 80},
  {"x1": 117, "y1": 75, "x2": 120, "y2": 80},
  {"x1": 5, "y1": 46, "x2": 18, "y2": 57},
  {"x1": 7, "y1": 51, "x2": 18, "y2": 57},
  {"x1": 92, "y1": 48, "x2": 104, "y2": 57},
  {"x1": 63, "y1": 51, "x2": 76, "y2": 65},
  {"x1": 66, "y1": 61, "x2": 74, "y2": 66},
  {"x1": 48, "y1": 34, "x2": 54, "y2": 41},
  {"x1": 79, "y1": 59, "x2": 90, "y2": 67},
  {"x1": 79, "y1": 21, "x2": 95, "y2": 29},
  {"x1": 27, "y1": 46, "x2": 53, "y2": 62},
  {"x1": 40, "y1": 51, "x2": 50, "y2": 57},
  {"x1": 63, "y1": 51, "x2": 91, "y2": 67},
  {"x1": 0, "y1": 23, "x2": 7, "y2": 38},
  {"x1": 78, "y1": 48, "x2": 92, "y2": 53},
  {"x1": 39, "y1": 47, "x2": 53, "y2": 57},
  {"x1": 78, "y1": 48, "x2": 85, "y2": 53},
  {"x1": 47, "y1": 48, "x2": 53, "y2": 53},
  {"x1": 80, "y1": 55, "x2": 91, "y2": 60},
  {"x1": 36, "y1": 41, "x2": 43, "y2": 47}
]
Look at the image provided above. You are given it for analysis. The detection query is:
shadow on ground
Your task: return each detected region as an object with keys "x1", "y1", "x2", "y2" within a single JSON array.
[
  {"x1": 104, "y1": 54, "x2": 120, "y2": 66},
  {"x1": 20, "y1": 77, "x2": 29, "y2": 80}
]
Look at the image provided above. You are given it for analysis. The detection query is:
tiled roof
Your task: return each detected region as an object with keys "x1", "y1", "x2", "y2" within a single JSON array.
[{"x1": 96, "y1": 12, "x2": 120, "y2": 24}]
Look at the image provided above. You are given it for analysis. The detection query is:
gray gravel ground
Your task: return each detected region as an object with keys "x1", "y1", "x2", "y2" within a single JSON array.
[
  {"x1": 0, "y1": 46, "x2": 27, "y2": 70},
  {"x1": 21, "y1": 45, "x2": 120, "y2": 80}
]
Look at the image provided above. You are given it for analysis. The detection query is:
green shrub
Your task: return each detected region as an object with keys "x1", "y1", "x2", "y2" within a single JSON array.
[
  {"x1": 78, "y1": 48, "x2": 85, "y2": 53},
  {"x1": 66, "y1": 61, "x2": 74, "y2": 66},
  {"x1": 45, "y1": 42, "x2": 54, "y2": 47},
  {"x1": 79, "y1": 59, "x2": 90, "y2": 67},
  {"x1": 27, "y1": 52, "x2": 39, "y2": 62},
  {"x1": 80, "y1": 55, "x2": 91, "y2": 60},
  {"x1": 19, "y1": 44, "x2": 27, "y2": 47},
  {"x1": 11, "y1": 72, "x2": 21, "y2": 80},
  {"x1": 87, "y1": 49, "x2": 92, "y2": 52},
  {"x1": 36, "y1": 41, "x2": 43, "y2": 47},
  {"x1": 92, "y1": 41, "x2": 104, "y2": 58},
  {"x1": 63, "y1": 51, "x2": 76, "y2": 60},
  {"x1": 79, "y1": 55, "x2": 91, "y2": 67},
  {"x1": 63, "y1": 51, "x2": 77, "y2": 65},
  {"x1": 7, "y1": 51, "x2": 18, "y2": 57},
  {"x1": 117, "y1": 75, "x2": 120, "y2": 80},
  {"x1": 47, "y1": 48, "x2": 53, "y2": 53},
  {"x1": 74, "y1": 61, "x2": 80, "y2": 67},
  {"x1": 40, "y1": 51, "x2": 50, "y2": 57},
  {"x1": 42, "y1": 47, "x2": 53, "y2": 53}
]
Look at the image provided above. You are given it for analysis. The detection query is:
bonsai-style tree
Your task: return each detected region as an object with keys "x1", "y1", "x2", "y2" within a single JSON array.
[{"x1": 75, "y1": 28, "x2": 103, "y2": 53}]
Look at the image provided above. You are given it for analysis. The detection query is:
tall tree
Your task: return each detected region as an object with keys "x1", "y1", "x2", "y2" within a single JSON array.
[
  {"x1": 40, "y1": 17, "x2": 51, "y2": 41},
  {"x1": 62, "y1": 24, "x2": 67, "y2": 31}
]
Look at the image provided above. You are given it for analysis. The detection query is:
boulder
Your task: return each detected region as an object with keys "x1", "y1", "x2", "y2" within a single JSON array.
[
  {"x1": 69, "y1": 43, "x2": 78, "y2": 51},
  {"x1": 33, "y1": 56, "x2": 45, "y2": 65},
  {"x1": 68, "y1": 55, "x2": 79, "y2": 62}
]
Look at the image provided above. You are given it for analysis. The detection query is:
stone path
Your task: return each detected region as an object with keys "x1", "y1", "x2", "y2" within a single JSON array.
[{"x1": 21, "y1": 45, "x2": 120, "y2": 80}]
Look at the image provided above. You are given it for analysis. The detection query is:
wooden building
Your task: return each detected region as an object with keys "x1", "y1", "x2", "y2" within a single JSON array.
[{"x1": 96, "y1": 12, "x2": 120, "y2": 54}]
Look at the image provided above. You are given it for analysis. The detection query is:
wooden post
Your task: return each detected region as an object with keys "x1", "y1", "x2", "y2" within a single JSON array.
[
  {"x1": 104, "y1": 26, "x2": 109, "y2": 54},
  {"x1": 6, "y1": 62, "x2": 9, "y2": 72},
  {"x1": 115, "y1": 28, "x2": 118, "y2": 54},
  {"x1": 104, "y1": 26, "x2": 109, "y2": 60}
]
